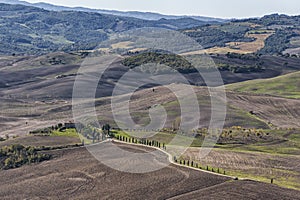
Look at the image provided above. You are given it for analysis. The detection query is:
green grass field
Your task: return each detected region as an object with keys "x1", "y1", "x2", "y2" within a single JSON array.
[
  {"x1": 226, "y1": 169, "x2": 300, "y2": 191},
  {"x1": 52, "y1": 128, "x2": 93, "y2": 144},
  {"x1": 226, "y1": 71, "x2": 300, "y2": 99},
  {"x1": 51, "y1": 129, "x2": 79, "y2": 137}
]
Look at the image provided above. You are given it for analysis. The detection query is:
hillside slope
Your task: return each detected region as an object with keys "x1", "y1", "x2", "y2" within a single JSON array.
[
  {"x1": 182, "y1": 14, "x2": 300, "y2": 55},
  {"x1": 0, "y1": 0, "x2": 226, "y2": 22},
  {"x1": 227, "y1": 71, "x2": 300, "y2": 99},
  {"x1": 1, "y1": 143, "x2": 299, "y2": 199},
  {"x1": 0, "y1": 3, "x2": 208, "y2": 55}
]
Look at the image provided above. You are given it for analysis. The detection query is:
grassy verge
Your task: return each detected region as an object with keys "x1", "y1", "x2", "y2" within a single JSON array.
[{"x1": 226, "y1": 169, "x2": 300, "y2": 191}]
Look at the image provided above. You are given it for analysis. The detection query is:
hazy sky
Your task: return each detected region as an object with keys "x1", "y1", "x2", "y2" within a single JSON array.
[{"x1": 26, "y1": 0, "x2": 300, "y2": 19}]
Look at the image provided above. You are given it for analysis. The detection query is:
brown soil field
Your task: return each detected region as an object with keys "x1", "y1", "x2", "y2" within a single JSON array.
[
  {"x1": 1, "y1": 52, "x2": 300, "y2": 101},
  {"x1": 94, "y1": 85, "x2": 300, "y2": 128},
  {"x1": 0, "y1": 142, "x2": 299, "y2": 199},
  {"x1": 0, "y1": 142, "x2": 230, "y2": 199},
  {"x1": 174, "y1": 146, "x2": 300, "y2": 190},
  {"x1": 169, "y1": 180, "x2": 300, "y2": 200},
  {"x1": 1, "y1": 83, "x2": 299, "y2": 138},
  {"x1": 226, "y1": 91, "x2": 300, "y2": 128}
]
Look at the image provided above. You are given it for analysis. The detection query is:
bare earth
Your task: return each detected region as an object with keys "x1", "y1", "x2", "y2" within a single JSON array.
[{"x1": 0, "y1": 142, "x2": 299, "y2": 199}]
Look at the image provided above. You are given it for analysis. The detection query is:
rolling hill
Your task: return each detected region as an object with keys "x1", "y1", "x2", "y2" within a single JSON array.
[
  {"x1": 2, "y1": 3, "x2": 300, "y2": 56},
  {"x1": 0, "y1": 3, "x2": 209, "y2": 55},
  {"x1": 1, "y1": 142, "x2": 299, "y2": 199},
  {"x1": 1, "y1": 52, "x2": 300, "y2": 100},
  {"x1": 227, "y1": 71, "x2": 300, "y2": 99},
  {"x1": 0, "y1": 1, "x2": 300, "y2": 198},
  {"x1": 182, "y1": 14, "x2": 300, "y2": 55}
]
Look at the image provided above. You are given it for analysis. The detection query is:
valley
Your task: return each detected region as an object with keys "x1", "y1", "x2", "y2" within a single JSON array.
[{"x1": 0, "y1": 2, "x2": 299, "y2": 199}]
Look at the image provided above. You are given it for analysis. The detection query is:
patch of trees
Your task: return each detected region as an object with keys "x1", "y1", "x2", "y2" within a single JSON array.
[
  {"x1": 0, "y1": 144, "x2": 51, "y2": 170},
  {"x1": 0, "y1": 3, "x2": 211, "y2": 55},
  {"x1": 234, "y1": 14, "x2": 300, "y2": 27},
  {"x1": 29, "y1": 127, "x2": 53, "y2": 135},
  {"x1": 79, "y1": 126, "x2": 103, "y2": 143},
  {"x1": 34, "y1": 144, "x2": 83, "y2": 151},
  {"x1": 218, "y1": 63, "x2": 263, "y2": 73},
  {"x1": 183, "y1": 24, "x2": 253, "y2": 49},
  {"x1": 29, "y1": 123, "x2": 72, "y2": 135},
  {"x1": 226, "y1": 52, "x2": 259, "y2": 60},
  {"x1": 55, "y1": 73, "x2": 78, "y2": 79},
  {"x1": 258, "y1": 14, "x2": 299, "y2": 26},
  {"x1": 122, "y1": 52, "x2": 195, "y2": 73},
  {"x1": 259, "y1": 30, "x2": 299, "y2": 54},
  {"x1": 102, "y1": 124, "x2": 111, "y2": 136}
]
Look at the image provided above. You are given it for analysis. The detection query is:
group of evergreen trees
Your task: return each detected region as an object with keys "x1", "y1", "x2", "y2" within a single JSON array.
[
  {"x1": 173, "y1": 156, "x2": 225, "y2": 175},
  {"x1": 115, "y1": 135, "x2": 166, "y2": 150}
]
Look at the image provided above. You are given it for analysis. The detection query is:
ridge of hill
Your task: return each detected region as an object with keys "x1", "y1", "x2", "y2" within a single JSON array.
[
  {"x1": 0, "y1": 3, "x2": 210, "y2": 55},
  {"x1": 0, "y1": 0, "x2": 226, "y2": 22},
  {"x1": 2, "y1": 3, "x2": 300, "y2": 56}
]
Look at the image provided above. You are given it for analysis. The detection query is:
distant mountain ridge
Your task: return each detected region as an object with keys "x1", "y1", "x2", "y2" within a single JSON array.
[
  {"x1": 0, "y1": 0, "x2": 227, "y2": 22},
  {"x1": 0, "y1": 3, "x2": 214, "y2": 55},
  {"x1": 1, "y1": 2, "x2": 299, "y2": 56}
]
